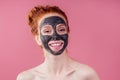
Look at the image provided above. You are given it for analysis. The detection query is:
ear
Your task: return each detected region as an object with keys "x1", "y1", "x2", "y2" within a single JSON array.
[{"x1": 35, "y1": 35, "x2": 42, "y2": 46}]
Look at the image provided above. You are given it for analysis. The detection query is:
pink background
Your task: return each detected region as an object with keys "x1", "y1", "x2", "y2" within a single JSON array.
[{"x1": 0, "y1": 0, "x2": 120, "y2": 80}]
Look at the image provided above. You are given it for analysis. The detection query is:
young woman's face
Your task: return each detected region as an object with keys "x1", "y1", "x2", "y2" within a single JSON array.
[{"x1": 38, "y1": 14, "x2": 69, "y2": 55}]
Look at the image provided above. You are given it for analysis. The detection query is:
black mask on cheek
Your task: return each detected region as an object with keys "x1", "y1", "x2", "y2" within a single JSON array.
[{"x1": 39, "y1": 16, "x2": 68, "y2": 55}]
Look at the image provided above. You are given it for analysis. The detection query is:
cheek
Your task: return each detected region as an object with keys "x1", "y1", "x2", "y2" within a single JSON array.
[
  {"x1": 61, "y1": 34, "x2": 68, "y2": 41},
  {"x1": 40, "y1": 35, "x2": 52, "y2": 43}
]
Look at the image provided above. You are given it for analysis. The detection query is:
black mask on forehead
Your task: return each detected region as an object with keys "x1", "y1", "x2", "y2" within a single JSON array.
[{"x1": 39, "y1": 16, "x2": 68, "y2": 55}]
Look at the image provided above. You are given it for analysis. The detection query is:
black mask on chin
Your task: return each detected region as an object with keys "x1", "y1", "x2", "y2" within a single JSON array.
[{"x1": 39, "y1": 16, "x2": 68, "y2": 55}]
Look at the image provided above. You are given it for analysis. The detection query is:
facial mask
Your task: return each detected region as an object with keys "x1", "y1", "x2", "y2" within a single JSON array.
[{"x1": 39, "y1": 16, "x2": 68, "y2": 55}]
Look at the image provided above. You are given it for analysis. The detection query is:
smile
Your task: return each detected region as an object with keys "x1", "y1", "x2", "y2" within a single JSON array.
[{"x1": 48, "y1": 40, "x2": 64, "y2": 52}]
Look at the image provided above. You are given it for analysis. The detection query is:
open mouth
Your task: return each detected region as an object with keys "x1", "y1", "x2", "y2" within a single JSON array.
[{"x1": 48, "y1": 40, "x2": 64, "y2": 52}]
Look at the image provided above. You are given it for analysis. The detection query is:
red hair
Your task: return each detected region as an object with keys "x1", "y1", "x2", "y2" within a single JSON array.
[{"x1": 27, "y1": 5, "x2": 69, "y2": 35}]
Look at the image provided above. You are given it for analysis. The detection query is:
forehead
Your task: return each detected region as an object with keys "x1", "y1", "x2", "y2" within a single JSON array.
[
  {"x1": 40, "y1": 16, "x2": 66, "y2": 26},
  {"x1": 38, "y1": 13, "x2": 67, "y2": 27}
]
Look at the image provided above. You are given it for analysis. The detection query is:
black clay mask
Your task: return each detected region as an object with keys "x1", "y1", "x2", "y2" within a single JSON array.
[{"x1": 39, "y1": 16, "x2": 68, "y2": 55}]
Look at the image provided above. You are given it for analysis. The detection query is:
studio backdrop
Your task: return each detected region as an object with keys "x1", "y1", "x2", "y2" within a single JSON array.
[{"x1": 0, "y1": 0, "x2": 120, "y2": 80}]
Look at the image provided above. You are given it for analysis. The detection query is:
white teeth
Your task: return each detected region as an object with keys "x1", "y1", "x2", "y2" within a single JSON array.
[{"x1": 51, "y1": 43, "x2": 61, "y2": 46}]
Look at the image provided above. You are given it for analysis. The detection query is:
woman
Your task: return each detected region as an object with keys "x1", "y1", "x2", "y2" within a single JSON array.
[{"x1": 17, "y1": 5, "x2": 99, "y2": 80}]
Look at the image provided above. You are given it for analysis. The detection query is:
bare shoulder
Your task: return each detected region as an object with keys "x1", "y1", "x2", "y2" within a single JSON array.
[
  {"x1": 16, "y1": 64, "x2": 44, "y2": 80},
  {"x1": 75, "y1": 63, "x2": 100, "y2": 80},
  {"x1": 17, "y1": 69, "x2": 35, "y2": 80}
]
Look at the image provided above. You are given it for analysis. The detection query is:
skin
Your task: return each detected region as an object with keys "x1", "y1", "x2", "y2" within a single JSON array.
[{"x1": 17, "y1": 13, "x2": 100, "y2": 80}]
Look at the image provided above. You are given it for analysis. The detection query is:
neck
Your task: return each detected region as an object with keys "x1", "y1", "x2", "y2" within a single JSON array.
[{"x1": 43, "y1": 50, "x2": 70, "y2": 75}]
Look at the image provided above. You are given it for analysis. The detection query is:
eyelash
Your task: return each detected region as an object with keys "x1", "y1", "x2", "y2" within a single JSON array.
[
  {"x1": 58, "y1": 28, "x2": 65, "y2": 32},
  {"x1": 43, "y1": 30, "x2": 51, "y2": 33}
]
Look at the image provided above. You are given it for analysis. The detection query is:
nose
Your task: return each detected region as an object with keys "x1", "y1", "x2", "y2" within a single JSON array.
[
  {"x1": 52, "y1": 33, "x2": 61, "y2": 40},
  {"x1": 51, "y1": 29, "x2": 60, "y2": 40},
  {"x1": 52, "y1": 35, "x2": 57, "y2": 40}
]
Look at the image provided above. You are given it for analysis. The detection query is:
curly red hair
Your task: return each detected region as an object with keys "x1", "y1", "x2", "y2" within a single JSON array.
[{"x1": 27, "y1": 5, "x2": 69, "y2": 35}]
